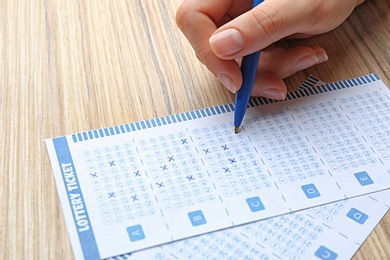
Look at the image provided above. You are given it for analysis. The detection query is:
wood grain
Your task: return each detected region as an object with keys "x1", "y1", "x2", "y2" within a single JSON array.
[{"x1": 1, "y1": 0, "x2": 389, "y2": 259}]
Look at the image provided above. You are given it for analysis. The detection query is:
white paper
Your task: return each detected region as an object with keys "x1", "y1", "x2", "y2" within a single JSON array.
[
  {"x1": 45, "y1": 74, "x2": 390, "y2": 259},
  {"x1": 126, "y1": 189, "x2": 389, "y2": 260}
]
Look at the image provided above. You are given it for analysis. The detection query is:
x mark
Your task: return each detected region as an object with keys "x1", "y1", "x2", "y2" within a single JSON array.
[
  {"x1": 131, "y1": 195, "x2": 138, "y2": 201},
  {"x1": 228, "y1": 158, "x2": 237, "y2": 164}
]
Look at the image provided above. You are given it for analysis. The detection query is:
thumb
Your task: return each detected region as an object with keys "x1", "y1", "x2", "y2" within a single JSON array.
[{"x1": 209, "y1": 0, "x2": 305, "y2": 59}]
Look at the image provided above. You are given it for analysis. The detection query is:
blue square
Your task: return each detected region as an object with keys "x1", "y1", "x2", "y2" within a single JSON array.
[
  {"x1": 315, "y1": 246, "x2": 338, "y2": 260},
  {"x1": 188, "y1": 210, "x2": 207, "y2": 226},
  {"x1": 302, "y1": 184, "x2": 321, "y2": 199},
  {"x1": 127, "y1": 225, "x2": 145, "y2": 242},
  {"x1": 246, "y1": 196, "x2": 265, "y2": 212},
  {"x1": 354, "y1": 171, "x2": 374, "y2": 186},
  {"x1": 346, "y1": 208, "x2": 369, "y2": 224}
]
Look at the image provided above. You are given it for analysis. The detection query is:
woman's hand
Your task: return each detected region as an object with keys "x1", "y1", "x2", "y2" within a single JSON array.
[{"x1": 176, "y1": 0, "x2": 365, "y2": 99}]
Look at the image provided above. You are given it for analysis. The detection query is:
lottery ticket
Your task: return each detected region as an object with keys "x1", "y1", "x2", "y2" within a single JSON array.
[{"x1": 45, "y1": 74, "x2": 390, "y2": 259}]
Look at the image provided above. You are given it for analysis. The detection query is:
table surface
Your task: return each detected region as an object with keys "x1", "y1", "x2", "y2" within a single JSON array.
[{"x1": 1, "y1": 0, "x2": 389, "y2": 259}]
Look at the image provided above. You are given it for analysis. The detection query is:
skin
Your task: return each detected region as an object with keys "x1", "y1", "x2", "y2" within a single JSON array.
[{"x1": 176, "y1": 0, "x2": 365, "y2": 99}]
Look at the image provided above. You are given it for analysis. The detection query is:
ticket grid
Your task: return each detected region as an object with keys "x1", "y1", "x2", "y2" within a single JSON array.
[
  {"x1": 121, "y1": 189, "x2": 390, "y2": 260},
  {"x1": 45, "y1": 74, "x2": 390, "y2": 259}
]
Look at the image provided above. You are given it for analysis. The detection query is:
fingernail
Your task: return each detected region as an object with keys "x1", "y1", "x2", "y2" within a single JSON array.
[
  {"x1": 259, "y1": 89, "x2": 285, "y2": 100},
  {"x1": 218, "y1": 73, "x2": 237, "y2": 94},
  {"x1": 317, "y1": 52, "x2": 328, "y2": 63},
  {"x1": 210, "y1": 29, "x2": 244, "y2": 56},
  {"x1": 295, "y1": 55, "x2": 319, "y2": 71}
]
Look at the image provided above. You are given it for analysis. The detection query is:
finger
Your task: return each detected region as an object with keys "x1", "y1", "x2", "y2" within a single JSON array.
[
  {"x1": 176, "y1": 0, "x2": 248, "y2": 93},
  {"x1": 251, "y1": 46, "x2": 328, "y2": 99},
  {"x1": 259, "y1": 46, "x2": 328, "y2": 78},
  {"x1": 209, "y1": 0, "x2": 308, "y2": 59},
  {"x1": 209, "y1": 0, "x2": 360, "y2": 59},
  {"x1": 176, "y1": 0, "x2": 228, "y2": 60},
  {"x1": 251, "y1": 71, "x2": 288, "y2": 99}
]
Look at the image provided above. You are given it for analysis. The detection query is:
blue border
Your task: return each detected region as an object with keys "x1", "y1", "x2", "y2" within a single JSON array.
[
  {"x1": 70, "y1": 74, "x2": 379, "y2": 142},
  {"x1": 53, "y1": 137, "x2": 100, "y2": 259}
]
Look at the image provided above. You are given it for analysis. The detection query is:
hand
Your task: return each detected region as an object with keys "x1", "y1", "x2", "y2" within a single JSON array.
[{"x1": 176, "y1": 0, "x2": 365, "y2": 99}]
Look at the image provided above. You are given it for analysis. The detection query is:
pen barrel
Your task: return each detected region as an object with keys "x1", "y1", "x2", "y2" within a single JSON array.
[
  {"x1": 233, "y1": 0, "x2": 263, "y2": 128},
  {"x1": 233, "y1": 51, "x2": 261, "y2": 127},
  {"x1": 253, "y1": 0, "x2": 264, "y2": 7}
]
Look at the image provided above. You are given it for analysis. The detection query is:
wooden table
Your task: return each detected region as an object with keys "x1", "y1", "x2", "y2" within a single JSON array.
[{"x1": 1, "y1": 0, "x2": 389, "y2": 259}]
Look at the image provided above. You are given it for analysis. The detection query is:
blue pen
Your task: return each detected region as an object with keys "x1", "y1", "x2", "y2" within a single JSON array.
[{"x1": 234, "y1": 0, "x2": 263, "y2": 134}]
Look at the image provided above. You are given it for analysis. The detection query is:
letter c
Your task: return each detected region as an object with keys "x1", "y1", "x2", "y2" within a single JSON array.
[{"x1": 251, "y1": 202, "x2": 260, "y2": 207}]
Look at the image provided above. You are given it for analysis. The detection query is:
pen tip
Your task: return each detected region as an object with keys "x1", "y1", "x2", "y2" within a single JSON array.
[{"x1": 234, "y1": 126, "x2": 239, "y2": 134}]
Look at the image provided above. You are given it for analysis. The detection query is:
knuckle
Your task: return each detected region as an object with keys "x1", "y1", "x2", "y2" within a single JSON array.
[
  {"x1": 250, "y1": 5, "x2": 284, "y2": 43},
  {"x1": 195, "y1": 46, "x2": 211, "y2": 66},
  {"x1": 175, "y1": 2, "x2": 193, "y2": 31}
]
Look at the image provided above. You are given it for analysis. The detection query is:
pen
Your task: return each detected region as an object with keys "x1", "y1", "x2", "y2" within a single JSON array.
[{"x1": 234, "y1": 0, "x2": 263, "y2": 134}]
